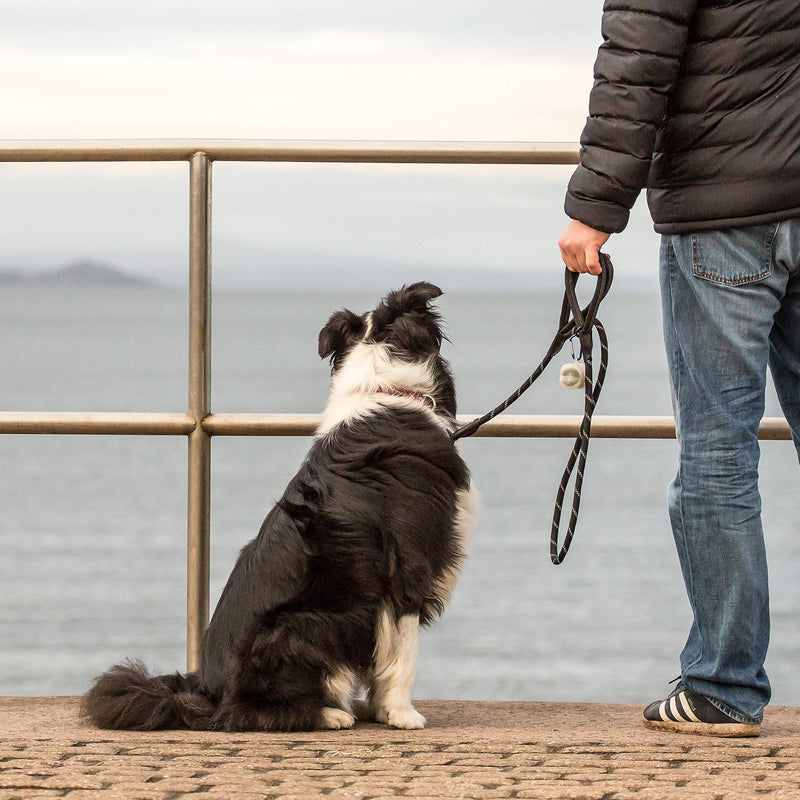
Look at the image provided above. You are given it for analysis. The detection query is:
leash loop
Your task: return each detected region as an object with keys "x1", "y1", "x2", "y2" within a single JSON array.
[{"x1": 450, "y1": 254, "x2": 613, "y2": 564}]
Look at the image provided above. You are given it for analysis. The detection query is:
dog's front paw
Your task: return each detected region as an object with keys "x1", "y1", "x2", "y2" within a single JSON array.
[
  {"x1": 319, "y1": 707, "x2": 356, "y2": 730},
  {"x1": 384, "y1": 706, "x2": 426, "y2": 730}
]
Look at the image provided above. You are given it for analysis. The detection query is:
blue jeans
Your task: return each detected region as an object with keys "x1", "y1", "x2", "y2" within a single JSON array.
[{"x1": 660, "y1": 219, "x2": 800, "y2": 724}]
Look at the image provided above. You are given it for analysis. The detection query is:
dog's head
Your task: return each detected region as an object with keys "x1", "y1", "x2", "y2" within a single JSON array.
[
  {"x1": 318, "y1": 282, "x2": 444, "y2": 367},
  {"x1": 318, "y1": 282, "x2": 456, "y2": 416}
]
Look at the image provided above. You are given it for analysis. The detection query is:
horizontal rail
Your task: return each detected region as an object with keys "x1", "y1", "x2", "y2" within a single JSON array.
[
  {"x1": 0, "y1": 411, "x2": 791, "y2": 440},
  {"x1": 202, "y1": 413, "x2": 322, "y2": 436},
  {"x1": 0, "y1": 412, "x2": 195, "y2": 435},
  {"x1": 0, "y1": 139, "x2": 580, "y2": 165},
  {"x1": 203, "y1": 413, "x2": 793, "y2": 440}
]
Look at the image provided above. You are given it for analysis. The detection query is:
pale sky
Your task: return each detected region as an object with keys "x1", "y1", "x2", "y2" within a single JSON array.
[{"x1": 0, "y1": 0, "x2": 660, "y2": 288}]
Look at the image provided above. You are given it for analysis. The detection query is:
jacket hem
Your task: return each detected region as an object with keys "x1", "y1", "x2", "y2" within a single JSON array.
[{"x1": 653, "y1": 206, "x2": 800, "y2": 235}]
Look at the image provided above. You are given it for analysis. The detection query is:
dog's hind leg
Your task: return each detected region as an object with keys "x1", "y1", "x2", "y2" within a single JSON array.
[
  {"x1": 368, "y1": 609, "x2": 426, "y2": 729},
  {"x1": 319, "y1": 706, "x2": 356, "y2": 729},
  {"x1": 320, "y1": 668, "x2": 359, "y2": 729}
]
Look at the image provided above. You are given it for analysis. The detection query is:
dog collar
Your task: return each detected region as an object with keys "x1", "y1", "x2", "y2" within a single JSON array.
[{"x1": 375, "y1": 387, "x2": 436, "y2": 409}]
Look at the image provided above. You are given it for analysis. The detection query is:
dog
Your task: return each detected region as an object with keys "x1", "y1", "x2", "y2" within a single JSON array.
[{"x1": 82, "y1": 282, "x2": 478, "y2": 732}]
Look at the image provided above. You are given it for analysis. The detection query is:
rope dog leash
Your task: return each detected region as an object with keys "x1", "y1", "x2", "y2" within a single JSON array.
[{"x1": 450, "y1": 254, "x2": 613, "y2": 564}]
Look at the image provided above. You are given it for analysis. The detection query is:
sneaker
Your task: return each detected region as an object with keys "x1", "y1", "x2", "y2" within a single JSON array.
[{"x1": 643, "y1": 684, "x2": 761, "y2": 737}]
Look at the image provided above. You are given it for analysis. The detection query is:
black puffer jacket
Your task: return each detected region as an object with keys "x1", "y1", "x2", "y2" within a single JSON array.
[{"x1": 565, "y1": 0, "x2": 800, "y2": 234}]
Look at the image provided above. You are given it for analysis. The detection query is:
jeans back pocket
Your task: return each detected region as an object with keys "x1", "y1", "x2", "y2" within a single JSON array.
[{"x1": 690, "y1": 224, "x2": 778, "y2": 286}]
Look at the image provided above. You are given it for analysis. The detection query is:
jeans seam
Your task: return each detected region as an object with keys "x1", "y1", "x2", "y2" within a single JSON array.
[
  {"x1": 693, "y1": 268, "x2": 771, "y2": 287},
  {"x1": 668, "y1": 239, "x2": 703, "y2": 676}
]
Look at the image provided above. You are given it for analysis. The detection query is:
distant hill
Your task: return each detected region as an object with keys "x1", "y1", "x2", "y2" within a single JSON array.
[
  {"x1": 0, "y1": 260, "x2": 158, "y2": 288},
  {"x1": 0, "y1": 251, "x2": 659, "y2": 294}
]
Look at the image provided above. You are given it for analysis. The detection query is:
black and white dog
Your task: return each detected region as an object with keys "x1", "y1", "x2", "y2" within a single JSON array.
[{"x1": 82, "y1": 282, "x2": 477, "y2": 732}]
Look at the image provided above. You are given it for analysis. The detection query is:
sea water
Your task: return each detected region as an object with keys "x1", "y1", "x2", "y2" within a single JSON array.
[{"x1": 0, "y1": 285, "x2": 797, "y2": 705}]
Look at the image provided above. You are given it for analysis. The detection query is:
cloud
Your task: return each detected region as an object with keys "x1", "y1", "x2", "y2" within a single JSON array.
[
  {"x1": 2, "y1": 28, "x2": 594, "y2": 140},
  {"x1": 1, "y1": 0, "x2": 602, "y2": 55}
]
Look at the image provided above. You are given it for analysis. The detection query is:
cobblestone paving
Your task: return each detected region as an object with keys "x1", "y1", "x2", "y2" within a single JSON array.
[{"x1": 1, "y1": 698, "x2": 799, "y2": 799}]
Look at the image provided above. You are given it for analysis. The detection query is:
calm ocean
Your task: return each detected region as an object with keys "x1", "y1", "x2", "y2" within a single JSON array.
[{"x1": 1, "y1": 285, "x2": 797, "y2": 706}]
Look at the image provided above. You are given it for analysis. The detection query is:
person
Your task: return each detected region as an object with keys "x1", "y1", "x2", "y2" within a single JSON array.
[{"x1": 558, "y1": 0, "x2": 800, "y2": 737}]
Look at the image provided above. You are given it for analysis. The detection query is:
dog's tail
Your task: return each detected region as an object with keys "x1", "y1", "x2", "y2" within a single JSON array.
[{"x1": 81, "y1": 659, "x2": 215, "y2": 731}]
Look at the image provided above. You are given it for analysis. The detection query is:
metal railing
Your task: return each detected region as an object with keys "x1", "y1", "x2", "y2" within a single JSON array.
[{"x1": 1, "y1": 140, "x2": 792, "y2": 671}]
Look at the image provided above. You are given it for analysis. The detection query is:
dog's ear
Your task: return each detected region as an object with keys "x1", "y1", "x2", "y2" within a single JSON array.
[
  {"x1": 388, "y1": 282, "x2": 442, "y2": 315},
  {"x1": 376, "y1": 281, "x2": 442, "y2": 326},
  {"x1": 318, "y1": 309, "x2": 365, "y2": 359},
  {"x1": 374, "y1": 282, "x2": 445, "y2": 354}
]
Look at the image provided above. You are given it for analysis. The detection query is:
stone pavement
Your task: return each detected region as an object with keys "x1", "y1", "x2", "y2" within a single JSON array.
[{"x1": 1, "y1": 697, "x2": 799, "y2": 799}]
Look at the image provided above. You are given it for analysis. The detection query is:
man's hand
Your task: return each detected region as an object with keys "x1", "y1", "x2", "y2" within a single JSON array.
[{"x1": 558, "y1": 219, "x2": 611, "y2": 275}]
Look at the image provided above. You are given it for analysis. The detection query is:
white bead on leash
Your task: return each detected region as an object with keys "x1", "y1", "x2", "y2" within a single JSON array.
[{"x1": 559, "y1": 335, "x2": 586, "y2": 390}]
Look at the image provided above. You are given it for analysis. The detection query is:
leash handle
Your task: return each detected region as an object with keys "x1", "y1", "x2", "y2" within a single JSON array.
[
  {"x1": 561, "y1": 253, "x2": 614, "y2": 338},
  {"x1": 550, "y1": 254, "x2": 614, "y2": 562}
]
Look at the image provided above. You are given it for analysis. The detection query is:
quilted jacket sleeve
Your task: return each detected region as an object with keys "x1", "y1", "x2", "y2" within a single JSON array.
[{"x1": 565, "y1": 0, "x2": 699, "y2": 232}]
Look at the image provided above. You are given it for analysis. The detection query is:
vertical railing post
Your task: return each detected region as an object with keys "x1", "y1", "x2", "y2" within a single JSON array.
[{"x1": 187, "y1": 152, "x2": 212, "y2": 672}]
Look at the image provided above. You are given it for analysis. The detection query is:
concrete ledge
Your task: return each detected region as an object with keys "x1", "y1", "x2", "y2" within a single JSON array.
[{"x1": 1, "y1": 697, "x2": 799, "y2": 799}]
